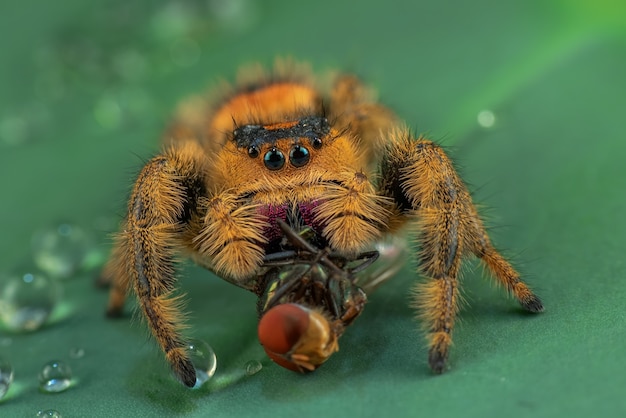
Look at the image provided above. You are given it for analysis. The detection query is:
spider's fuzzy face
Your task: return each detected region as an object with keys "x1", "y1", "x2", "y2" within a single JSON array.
[
  {"x1": 209, "y1": 83, "x2": 363, "y2": 205},
  {"x1": 100, "y1": 60, "x2": 543, "y2": 388},
  {"x1": 218, "y1": 119, "x2": 356, "y2": 197},
  {"x1": 233, "y1": 116, "x2": 329, "y2": 171}
]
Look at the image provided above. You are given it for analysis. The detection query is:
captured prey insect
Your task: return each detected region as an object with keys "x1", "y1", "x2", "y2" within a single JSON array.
[
  {"x1": 255, "y1": 219, "x2": 407, "y2": 372},
  {"x1": 98, "y1": 60, "x2": 544, "y2": 387}
]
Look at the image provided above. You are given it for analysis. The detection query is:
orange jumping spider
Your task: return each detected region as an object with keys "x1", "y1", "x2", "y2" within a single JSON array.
[{"x1": 99, "y1": 61, "x2": 543, "y2": 387}]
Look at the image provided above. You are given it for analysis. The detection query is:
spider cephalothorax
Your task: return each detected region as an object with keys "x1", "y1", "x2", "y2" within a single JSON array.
[{"x1": 99, "y1": 60, "x2": 543, "y2": 387}]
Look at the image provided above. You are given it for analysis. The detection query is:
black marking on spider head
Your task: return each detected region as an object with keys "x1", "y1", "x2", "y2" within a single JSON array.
[
  {"x1": 232, "y1": 116, "x2": 330, "y2": 150},
  {"x1": 234, "y1": 116, "x2": 330, "y2": 170}
]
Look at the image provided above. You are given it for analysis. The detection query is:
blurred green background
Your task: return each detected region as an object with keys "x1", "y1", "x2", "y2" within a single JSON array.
[{"x1": 1, "y1": 0, "x2": 625, "y2": 417}]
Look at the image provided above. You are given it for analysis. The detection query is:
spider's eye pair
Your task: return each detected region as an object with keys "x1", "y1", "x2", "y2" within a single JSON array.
[{"x1": 248, "y1": 144, "x2": 312, "y2": 170}]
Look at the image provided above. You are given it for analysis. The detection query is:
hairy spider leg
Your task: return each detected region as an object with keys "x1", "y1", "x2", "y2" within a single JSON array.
[
  {"x1": 379, "y1": 132, "x2": 543, "y2": 373},
  {"x1": 101, "y1": 141, "x2": 209, "y2": 387}
]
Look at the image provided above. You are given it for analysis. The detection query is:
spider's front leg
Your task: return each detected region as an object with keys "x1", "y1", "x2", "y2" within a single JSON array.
[
  {"x1": 380, "y1": 131, "x2": 543, "y2": 373},
  {"x1": 101, "y1": 142, "x2": 209, "y2": 387}
]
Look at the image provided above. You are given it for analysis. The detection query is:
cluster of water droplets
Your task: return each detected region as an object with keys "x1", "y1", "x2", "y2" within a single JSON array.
[
  {"x1": 0, "y1": 221, "x2": 101, "y2": 408},
  {"x1": 0, "y1": 220, "x2": 263, "y2": 408},
  {"x1": 178, "y1": 338, "x2": 268, "y2": 390},
  {"x1": 0, "y1": 352, "x2": 84, "y2": 416},
  {"x1": 0, "y1": 222, "x2": 101, "y2": 335}
]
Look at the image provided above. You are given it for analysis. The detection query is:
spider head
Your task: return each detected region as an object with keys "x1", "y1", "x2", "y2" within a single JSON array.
[
  {"x1": 233, "y1": 116, "x2": 328, "y2": 171},
  {"x1": 214, "y1": 113, "x2": 357, "y2": 195},
  {"x1": 207, "y1": 81, "x2": 360, "y2": 194},
  {"x1": 257, "y1": 303, "x2": 339, "y2": 372}
]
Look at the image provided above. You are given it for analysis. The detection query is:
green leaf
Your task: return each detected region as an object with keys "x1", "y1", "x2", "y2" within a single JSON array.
[{"x1": 1, "y1": 1, "x2": 625, "y2": 417}]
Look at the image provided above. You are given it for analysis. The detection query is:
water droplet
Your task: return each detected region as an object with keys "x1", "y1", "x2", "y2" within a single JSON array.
[
  {"x1": 477, "y1": 109, "x2": 496, "y2": 128},
  {"x1": 0, "y1": 270, "x2": 60, "y2": 332},
  {"x1": 187, "y1": 338, "x2": 217, "y2": 388},
  {"x1": 31, "y1": 223, "x2": 95, "y2": 279},
  {"x1": 39, "y1": 360, "x2": 72, "y2": 393},
  {"x1": 69, "y1": 347, "x2": 85, "y2": 359},
  {"x1": 37, "y1": 410, "x2": 62, "y2": 418},
  {"x1": 244, "y1": 360, "x2": 262, "y2": 376},
  {"x1": 0, "y1": 357, "x2": 14, "y2": 400}
]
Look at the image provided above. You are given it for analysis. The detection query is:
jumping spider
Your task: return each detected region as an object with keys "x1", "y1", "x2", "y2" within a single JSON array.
[{"x1": 99, "y1": 61, "x2": 543, "y2": 387}]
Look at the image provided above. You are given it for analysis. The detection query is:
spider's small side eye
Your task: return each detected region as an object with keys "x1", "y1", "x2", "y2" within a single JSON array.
[
  {"x1": 311, "y1": 137, "x2": 323, "y2": 149},
  {"x1": 248, "y1": 146, "x2": 260, "y2": 158},
  {"x1": 289, "y1": 145, "x2": 310, "y2": 168},
  {"x1": 264, "y1": 147, "x2": 285, "y2": 170}
]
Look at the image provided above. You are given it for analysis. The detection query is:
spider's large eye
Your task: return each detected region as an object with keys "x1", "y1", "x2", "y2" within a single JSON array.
[
  {"x1": 248, "y1": 146, "x2": 260, "y2": 158},
  {"x1": 264, "y1": 147, "x2": 285, "y2": 170},
  {"x1": 289, "y1": 145, "x2": 310, "y2": 167}
]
